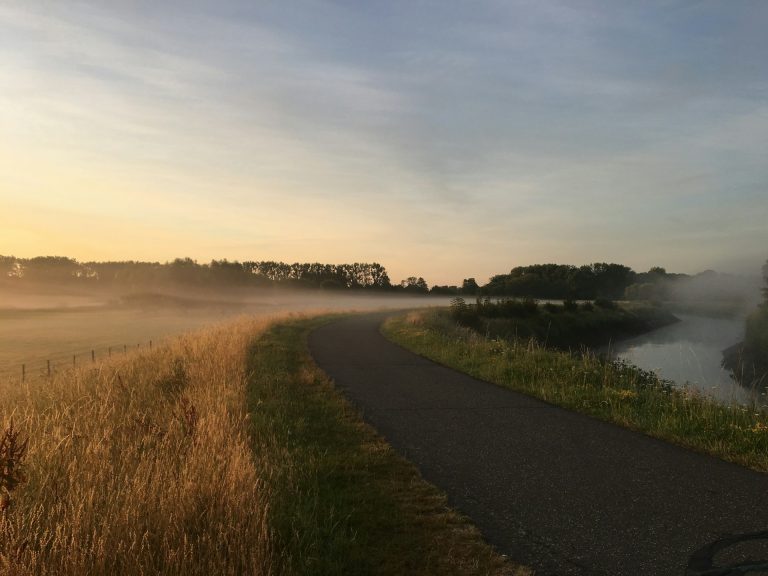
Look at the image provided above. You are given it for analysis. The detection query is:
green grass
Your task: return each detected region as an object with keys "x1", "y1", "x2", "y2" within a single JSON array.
[
  {"x1": 383, "y1": 309, "x2": 768, "y2": 472},
  {"x1": 246, "y1": 315, "x2": 529, "y2": 576}
]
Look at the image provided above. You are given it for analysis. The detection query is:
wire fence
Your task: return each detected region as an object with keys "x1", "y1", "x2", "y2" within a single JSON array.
[{"x1": 1, "y1": 339, "x2": 156, "y2": 383}]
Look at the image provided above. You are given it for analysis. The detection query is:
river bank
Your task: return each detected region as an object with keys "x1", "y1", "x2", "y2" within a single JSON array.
[
  {"x1": 383, "y1": 309, "x2": 768, "y2": 471},
  {"x1": 449, "y1": 298, "x2": 679, "y2": 349}
]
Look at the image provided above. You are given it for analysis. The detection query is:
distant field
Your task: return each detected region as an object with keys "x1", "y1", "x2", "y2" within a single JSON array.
[
  {"x1": 0, "y1": 306, "x2": 246, "y2": 380},
  {"x1": 0, "y1": 290, "x2": 449, "y2": 381}
]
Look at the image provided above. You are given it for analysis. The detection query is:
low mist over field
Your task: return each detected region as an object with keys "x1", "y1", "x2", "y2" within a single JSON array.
[
  {"x1": 2, "y1": 252, "x2": 765, "y2": 383},
  {"x1": 0, "y1": 264, "x2": 451, "y2": 380}
]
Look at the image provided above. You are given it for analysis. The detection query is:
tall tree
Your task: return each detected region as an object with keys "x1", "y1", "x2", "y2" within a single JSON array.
[{"x1": 461, "y1": 278, "x2": 479, "y2": 295}]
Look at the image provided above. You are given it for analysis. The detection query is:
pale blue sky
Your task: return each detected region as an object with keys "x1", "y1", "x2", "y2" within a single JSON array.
[{"x1": 1, "y1": 1, "x2": 766, "y2": 284}]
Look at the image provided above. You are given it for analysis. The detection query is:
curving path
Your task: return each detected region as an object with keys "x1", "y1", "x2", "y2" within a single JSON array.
[{"x1": 308, "y1": 313, "x2": 768, "y2": 576}]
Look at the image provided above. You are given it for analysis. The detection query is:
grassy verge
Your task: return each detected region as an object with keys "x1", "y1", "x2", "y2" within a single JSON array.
[
  {"x1": 383, "y1": 309, "x2": 768, "y2": 472},
  {"x1": 1, "y1": 312, "x2": 528, "y2": 575},
  {"x1": 246, "y1": 315, "x2": 528, "y2": 576}
]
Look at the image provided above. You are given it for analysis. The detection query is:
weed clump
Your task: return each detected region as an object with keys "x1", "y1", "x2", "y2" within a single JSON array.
[
  {"x1": 155, "y1": 357, "x2": 188, "y2": 397},
  {"x1": 0, "y1": 422, "x2": 27, "y2": 513}
]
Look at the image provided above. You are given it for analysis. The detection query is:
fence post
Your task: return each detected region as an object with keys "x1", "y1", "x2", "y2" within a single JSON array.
[
  {"x1": 150, "y1": 340, "x2": 153, "y2": 350},
  {"x1": 73, "y1": 355, "x2": 76, "y2": 367},
  {"x1": 124, "y1": 345, "x2": 127, "y2": 354},
  {"x1": 22, "y1": 364, "x2": 25, "y2": 382},
  {"x1": 92, "y1": 349, "x2": 95, "y2": 363},
  {"x1": 109, "y1": 346, "x2": 112, "y2": 357},
  {"x1": 47, "y1": 360, "x2": 51, "y2": 377}
]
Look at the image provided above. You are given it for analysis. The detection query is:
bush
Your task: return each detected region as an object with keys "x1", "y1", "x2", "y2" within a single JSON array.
[
  {"x1": 594, "y1": 298, "x2": 616, "y2": 309},
  {"x1": 744, "y1": 306, "x2": 768, "y2": 373},
  {"x1": 449, "y1": 297, "x2": 480, "y2": 328}
]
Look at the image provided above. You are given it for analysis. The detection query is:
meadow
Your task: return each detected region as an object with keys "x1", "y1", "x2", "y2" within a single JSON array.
[
  {"x1": 0, "y1": 308, "x2": 527, "y2": 575},
  {"x1": 383, "y1": 309, "x2": 768, "y2": 472},
  {"x1": 0, "y1": 289, "x2": 449, "y2": 381}
]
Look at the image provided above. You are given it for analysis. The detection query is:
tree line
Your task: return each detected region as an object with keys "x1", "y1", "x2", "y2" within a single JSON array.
[
  {"x1": 2, "y1": 255, "x2": 759, "y2": 303},
  {"x1": 467, "y1": 263, "x2": 752, "y2": 303},
  {"x1": 0, "y1": 256, "x2": 426, "y2": 292}
]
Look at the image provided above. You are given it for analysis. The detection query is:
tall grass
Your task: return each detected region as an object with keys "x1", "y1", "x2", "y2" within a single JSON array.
[
  {"x1": 0, "y1": 315, "x2": 275, "y2": 575},
  {"x1": 384, "y1": 309, "x2": 768, "y2": 472}
]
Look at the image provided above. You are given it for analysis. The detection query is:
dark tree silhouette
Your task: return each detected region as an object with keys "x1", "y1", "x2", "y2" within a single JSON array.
[
  {"x1": 461, "y1": 278, "x2": 479, "y2": 295},
  {"x1": 762, "y1": 259, "x2": 768, "y2": 304}
]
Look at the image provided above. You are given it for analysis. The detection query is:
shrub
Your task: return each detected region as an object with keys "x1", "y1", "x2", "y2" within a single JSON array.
[
  {"x1": 563, "y1": 299, "x2": 579, "y2": 312},
  {"x1": 744, "y1": 306, "x2": 768, "y2": 373},
  {"x1": 0, "y1": 421, "x2": 28, "y2": 513},
  {"x1": 449, "y1": 297, "x2": 480, "y2": 328}
]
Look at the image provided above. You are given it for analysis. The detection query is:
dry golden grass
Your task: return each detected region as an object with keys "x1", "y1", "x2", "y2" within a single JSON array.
[{"x1": 0, "y1": 314, "x2": 281, "y2": 576}]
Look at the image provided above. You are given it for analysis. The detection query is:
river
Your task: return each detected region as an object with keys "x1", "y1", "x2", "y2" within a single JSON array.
[{"x1": 607, "y1": 313, "x2": 763, "y2": 406}]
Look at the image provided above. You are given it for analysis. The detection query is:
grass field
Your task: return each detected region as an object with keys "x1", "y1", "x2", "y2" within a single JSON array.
[
  {"x1": 0, "y1": 311, "x2": 528, "y2": 575},
  {"x1": 383, "y1": 309, "x2": 768, "y2": 472},
  {"x1": 0, "y1": 290, "x2": 451, "y2": 381},
  {"x1": 0, "y1": 306, "x2": 242, "y2": 380}
]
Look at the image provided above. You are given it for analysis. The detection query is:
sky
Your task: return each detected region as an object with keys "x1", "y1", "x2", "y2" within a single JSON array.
[{"x1": 1, "y1": 1, "x2": 766, "y2": 286}]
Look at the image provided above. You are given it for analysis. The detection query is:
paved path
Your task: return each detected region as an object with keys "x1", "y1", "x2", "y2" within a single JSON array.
[{"x1": 308, "y1": 314, "x2": 768, "y2": 576}]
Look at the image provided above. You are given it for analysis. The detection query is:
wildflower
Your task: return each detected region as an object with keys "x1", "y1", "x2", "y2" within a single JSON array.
[{"x1": 750, "y1": 422, "x2": 768, "y2": 434}]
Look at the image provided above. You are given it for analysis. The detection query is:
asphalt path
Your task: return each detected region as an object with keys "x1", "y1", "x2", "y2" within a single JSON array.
[{"x1": 308, "y1": 313, "x2": 768, "y2": 576}]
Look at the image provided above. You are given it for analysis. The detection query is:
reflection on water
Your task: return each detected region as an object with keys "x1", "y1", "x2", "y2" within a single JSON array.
[{"x1": 607, "y1": 313, "x2": 758, "y2": 405}]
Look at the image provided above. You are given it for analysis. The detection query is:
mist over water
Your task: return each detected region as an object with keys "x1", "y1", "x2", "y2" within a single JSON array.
[{"x1": 669, "y1": 270, "x2": 763, "y2": 312}]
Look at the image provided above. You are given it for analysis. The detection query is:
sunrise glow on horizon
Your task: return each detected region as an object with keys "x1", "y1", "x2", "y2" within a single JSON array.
[{"x1": 2, "y1": 2, "x2": 767, "y2": 285}]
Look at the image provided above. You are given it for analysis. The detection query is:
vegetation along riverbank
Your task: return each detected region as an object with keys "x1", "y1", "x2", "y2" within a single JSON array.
[
  {"x1": 383, "y1": 309, "x2": 768, "y2": 472},
  {"x1": 723, "y1": 259, "x2": 768, "y2": 388},
  {"x1": 448, "y1": 297, "x2": 679, "y2": 349}
]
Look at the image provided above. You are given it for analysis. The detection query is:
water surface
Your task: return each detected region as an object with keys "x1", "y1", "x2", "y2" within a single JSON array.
[{"x1": 607, "y1": 313, "x2": 757, "y2": 405}]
